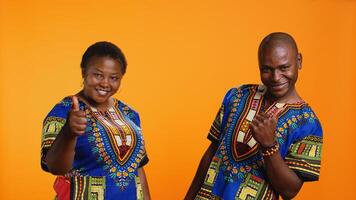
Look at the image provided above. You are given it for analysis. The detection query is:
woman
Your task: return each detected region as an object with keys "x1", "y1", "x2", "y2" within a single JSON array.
[{"x1": 41, "y1": 41, "x2": 150, "y2": 200}]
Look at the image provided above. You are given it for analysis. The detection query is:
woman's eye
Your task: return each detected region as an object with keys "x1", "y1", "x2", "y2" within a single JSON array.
[{"x1": 94, "y1": 73, "x2": 103, "y2": 78}]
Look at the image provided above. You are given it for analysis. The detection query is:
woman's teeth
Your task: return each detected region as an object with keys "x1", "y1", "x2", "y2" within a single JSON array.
[{"x1": 97, "y1": 89, "x2": 108, "y2": 95}]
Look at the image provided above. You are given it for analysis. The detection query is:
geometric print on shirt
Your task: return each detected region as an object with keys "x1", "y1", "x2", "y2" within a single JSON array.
[
  {"x1": 285, "y1": 135, "x2": 322, "y2": 181},
  {"x1": 85, "y1": 100, "x2": 147, "y2": 190},
  {"x1": 195, "y1": 84, "x2": 323, "y2": 200},
  {"x1": 41, "y1": 97, "x2": 148, "y2": 200}
]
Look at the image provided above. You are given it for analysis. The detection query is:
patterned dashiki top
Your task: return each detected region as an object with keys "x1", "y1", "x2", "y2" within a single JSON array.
[
  {"x1": 41, "y1": 97, "x2": 148, "y2": 200},
  {"x1": 195, "y1": 84, "x2": 323, "y2": 200}
]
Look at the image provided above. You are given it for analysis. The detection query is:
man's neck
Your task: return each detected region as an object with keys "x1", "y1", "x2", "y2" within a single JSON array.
[{"x1": 265, "y1": 90, "x2": 302, "y2": 104}]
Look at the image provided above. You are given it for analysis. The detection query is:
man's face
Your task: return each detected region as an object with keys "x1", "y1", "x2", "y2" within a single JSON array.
[{"x1": 259, "y1": 42, "x2": 301, "y2": 102}]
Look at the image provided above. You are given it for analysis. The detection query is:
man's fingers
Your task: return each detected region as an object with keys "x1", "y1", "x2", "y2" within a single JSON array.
[
  {"x1": 254, "y1": 113, "x2": 269, "y2": 123},
  {"x1": 270, "y1": 115, "x2": 278, "y2": 124},
  {"x1": 250, "y1": 120, "x2": 258, "y2": 130},
  {"x1": 254, "y1": 114, "x2": 264, "y2": 122},
  {"x1": 260, "y1": 112, "x2": 270, "y2": 119},
  {"x1": 71, "y1": 95, "x2": 80, "y2": 111}
]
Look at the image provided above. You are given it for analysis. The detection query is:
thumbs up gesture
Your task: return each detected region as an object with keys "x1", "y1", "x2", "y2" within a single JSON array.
[{"x1": 68, "y1": 96, "x2": 87, "y2": 136}]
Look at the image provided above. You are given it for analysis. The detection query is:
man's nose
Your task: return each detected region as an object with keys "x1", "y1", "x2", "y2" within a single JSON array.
[{"x1": 272, "y1": 70, "x2": 281, "y2": 81}]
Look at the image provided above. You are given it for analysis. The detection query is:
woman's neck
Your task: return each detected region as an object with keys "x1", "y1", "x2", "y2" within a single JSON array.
[{"x1": 77, "y1": 91, "x2": 113, "y2": 112}]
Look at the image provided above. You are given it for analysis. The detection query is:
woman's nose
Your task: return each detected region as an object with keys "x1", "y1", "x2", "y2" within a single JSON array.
[{"x1": 99, "y1": 77, "x2": 109, "y2": 87}]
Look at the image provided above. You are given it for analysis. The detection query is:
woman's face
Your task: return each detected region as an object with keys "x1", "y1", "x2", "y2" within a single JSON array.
[{"x1": 82, "y1": 56, "x2": 123, "y2": 106}]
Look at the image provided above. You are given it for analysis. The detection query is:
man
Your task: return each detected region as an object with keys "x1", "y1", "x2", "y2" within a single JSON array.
[{"x1": 185, "y1": 32, "x2": 323, "y2": 200}]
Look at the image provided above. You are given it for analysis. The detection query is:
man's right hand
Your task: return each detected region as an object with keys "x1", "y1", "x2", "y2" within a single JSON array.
[{"x1": 68, "y1": 96, "x2": 87, "y2": 136}]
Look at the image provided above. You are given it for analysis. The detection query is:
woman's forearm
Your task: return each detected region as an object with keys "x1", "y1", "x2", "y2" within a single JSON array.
[
  {"x1": 138, "y1": 167, "x2": 151, "y2": 200},
  {"x1": 44, "y1": 123, "x2": 77, "y2": 175}
]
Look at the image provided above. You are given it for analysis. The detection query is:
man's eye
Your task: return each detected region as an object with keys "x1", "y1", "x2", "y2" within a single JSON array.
[
  {"x1": 261, "y1": 67, "x2": 270, "y2": 73},
  {"x1": 111, "y1": 77, "x2": 118, "y2": 81},
  {"x1": 281, "y1": 66, "x2": 289, "y2": 71}
]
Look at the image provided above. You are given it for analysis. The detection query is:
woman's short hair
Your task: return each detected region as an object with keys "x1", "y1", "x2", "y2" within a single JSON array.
[{"x1": 80, "y1": 41, "x2": 127, "y2": 75}]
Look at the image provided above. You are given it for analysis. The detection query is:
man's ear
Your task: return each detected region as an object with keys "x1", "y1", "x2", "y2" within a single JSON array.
[{"x1": 297, "y1": 53, "x2": 302, "y2": 70}]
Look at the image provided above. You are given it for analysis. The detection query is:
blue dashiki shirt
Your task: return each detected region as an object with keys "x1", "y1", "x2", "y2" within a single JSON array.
[
  {"x1": 195, "y1": 84, "x2": 323, "y2": 200},
  {"x1": 41, "y1": 97, "x2": 148, "y2": 200}
]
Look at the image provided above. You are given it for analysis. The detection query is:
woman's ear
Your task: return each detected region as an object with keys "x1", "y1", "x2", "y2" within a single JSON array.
[{"x1": 81, "y1": 68, "x2": 86, "y2": 78}]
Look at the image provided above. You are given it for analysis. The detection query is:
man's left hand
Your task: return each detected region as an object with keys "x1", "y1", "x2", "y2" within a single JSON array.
[{"x1": 250, "y1": 112, "x2": 277, "y2": 147}]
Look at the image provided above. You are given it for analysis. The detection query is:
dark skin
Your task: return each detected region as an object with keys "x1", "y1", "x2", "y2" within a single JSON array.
[
  {"x1": 250, "y1": 113, "x2": 302, "y2": 200},
  {"x1": 45, "y1": 56, "x2": 122, "y2": 175},
  {"x1": 185, "y1": 33, "x2": 304, "y2": 200},
  {"x1": 184, "y1": 143, "x2": 218, "y2": 200},
  {"x1": 44, "y1": 56, "x2": 151, "y2": 199},
  {"x1": 251, "y1": 37, "x2": 303, "y2": 199},
  {"x1": 44, "y1": 95, "x2": 86, "y2": 175}
]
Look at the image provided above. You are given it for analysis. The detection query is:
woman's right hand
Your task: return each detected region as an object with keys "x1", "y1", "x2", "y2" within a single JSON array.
[
  {"x1": 68, "y1": 96, "x2": 87, "y2": 136},
  {"x1": 44, "y1": 95, "x2": 87, "y2": 175}
]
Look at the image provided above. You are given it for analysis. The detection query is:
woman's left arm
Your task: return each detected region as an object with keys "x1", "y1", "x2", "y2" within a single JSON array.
[{"x1": 138, "y1": 167, "x2": 151, "y2": 200}]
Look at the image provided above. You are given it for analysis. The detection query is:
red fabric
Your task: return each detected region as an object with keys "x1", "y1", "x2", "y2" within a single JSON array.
[{"x1": 53, "y1": 176, "x2": 70, "y2": 200}]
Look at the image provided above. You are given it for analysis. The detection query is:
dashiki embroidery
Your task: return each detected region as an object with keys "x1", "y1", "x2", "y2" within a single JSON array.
[
  {"x1": 41, "y1": 97, "x2": 148, "y2": 200},
  {"x1": 195, "y1": 84, "x2": 323, "y2": 200}
]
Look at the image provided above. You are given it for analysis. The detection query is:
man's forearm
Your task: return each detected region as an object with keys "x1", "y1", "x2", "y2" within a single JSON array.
[
  {"x1": 185, "y1": 143, "x2": 217, "y2": 200},
  {"x1": 264, "y1": 153, "x2": 303, "y2": 199}
]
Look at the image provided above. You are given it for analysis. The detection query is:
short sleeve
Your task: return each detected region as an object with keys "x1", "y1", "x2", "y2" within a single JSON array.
[
  {"x1": 135, "y1": 109, "x2": 148, "y2": 167},
  {"x1": 120, "y1": 102, "x2": 141, "y2": 128},
  {"x1": 207, "y1": 88, "x2": 236, "y2": 144},
  {"x1": 285, "y1": 118, "x2": 323, "y2": 181},
  {"x1": 207, "y1": 104, "x2": 225, "y2": 143},
  {"x1": 41, "y1": 97, "x2": 72, "y2": 172},
  {"x1": 119, "y1": 101, "x2": 149, "y2": 168}
]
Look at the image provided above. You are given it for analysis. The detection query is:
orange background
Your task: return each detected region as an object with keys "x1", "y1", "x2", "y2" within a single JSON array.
[{"x1": 0, "y1": 0, "x2": 355, "y2": 199}]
